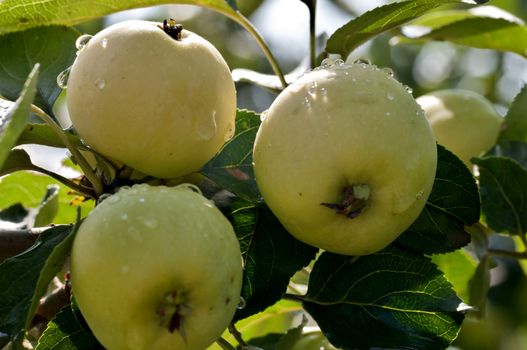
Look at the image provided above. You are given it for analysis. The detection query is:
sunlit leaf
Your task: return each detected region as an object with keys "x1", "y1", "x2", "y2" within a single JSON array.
[
  {"x1": 304, "y1": 247, "x2": 466, "y2": 350},
  {"x1": 0, "y1": 65, "x2": 39, "y2": 169},
  {"x1": 325, "y1": 0, "x2": 486, "y2": 59}
]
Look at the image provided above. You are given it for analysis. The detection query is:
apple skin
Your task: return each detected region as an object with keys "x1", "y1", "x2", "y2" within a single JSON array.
[
  {"x1": 416, "y1": 89, "x2": 502, "y2": 166},
  {"x1": 67, "y1": 20, "x2": 236, "y2": 179},
  {"x1": 70, "y1": 184, "x2": 243, "y2": 350},
  {"x1": 253, "y1": 62, "x2": 437, "y2": 256}
]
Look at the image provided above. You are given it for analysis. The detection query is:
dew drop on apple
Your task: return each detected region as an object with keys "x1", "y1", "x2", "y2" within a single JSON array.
[
  {"x1": 120, "y1": 213, "x2": 128, "y2": 221},
  {"x1": 237, "y1": 296, "x2": 246, "y2": 309},
  {"x1": 142, "y1": 217, "x2": 158, "y2": 229},
  {"x1": 260, "y1": 110, "x2": 268, "y2": 122},
  {"x1": 196, "y1": 110, "x2": 218, "y2": 141},
  {"x1": 320, "y1": 87, "x2": 328, "y2": 96},
  {"x1": 101, "y1": 38, "x2": 108, "y2": 48},
  {"x1": 56, "y1": 67, "x2": 71, "y2": 89},
  {"x1": 404, "y1": 85, "x2": 414, "y2": 94},
  {"x1": 386, "y1": 93, "x2": 395, "y2": 101},
  {"x1": 95, "y1": 78, "x2": 106, "y2": 90},
  {"x1": 302, "y1": 97, "x2": 311, "y2": 108},
  {"x1": 75, "y1": 34, "x2": 93, "y2": 51},
  {"x1": 382, "y1": 67, "x2": 395, "y2": 77},
  {"x1": 416, "y1": 190, "x2": 424, "y2": 200},
  {"x1": 107, "y1": 194, "x2": 120, "y2": 204},
  {"x1": 307, "y1": 81, "x2": 318, "y2": 98}
]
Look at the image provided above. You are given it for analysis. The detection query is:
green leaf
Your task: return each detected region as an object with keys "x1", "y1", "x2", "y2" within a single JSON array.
[
  {"x1": 0, "y1": 171, "x2": 94, "y2": 225},
  {"x1": 411, "y1": 17, "x2": 527, "y2": 58},
  {"x1": 26, "y1": 216, "x2": 79, "y2": 330},
  {"x1": 36, "y1": 305, "x2": 103, "y2": 350},
  {"x1": 325, "y1": 0, "x2": 485, "y2": 59},
  {"x1": 431, "y1": 249, "x2": 477, "y2": 302},
  {"x1": 0, "y1": 1, "x2": 238, "y2": 36},
  {"x1": 0, "y1": 27, "x2": 79, "y2": 115},
  {"x1": 499, "y1": 85, "x2": 527, "y2": 143},
  {"x1": 487, "y1": 140, "x2": 527, "y2": 170},
  {"x1": 0, "y1": 149, "x2": 34, "y2": 177},
  {"x1": 226, "y1": 199, "x2": 318, "y2": 321},
  {"x1": 304, "y1": 246, "x2": 466, "y2": 350},
  {"x1": 201, "y1": 109, "x2": 262, "y2": 203},
  {"x1": 0, "y1": 225, "x2": 74, "y2": 339},
  {"x1": 16, "y1": 123, "x2": 81, "y2": 149},
  {"x1": 473, "y1": 156, "x2": 527, "y2": 235},
  {"x1": 0, "y1": 65, "x2": 39, "y2": 170},
  {"x1": 396, "y1": 145, "x2": 479, "y2": 254},
  {"x1": 34, "y1": 185, "x2": 60, "y2": 227}
]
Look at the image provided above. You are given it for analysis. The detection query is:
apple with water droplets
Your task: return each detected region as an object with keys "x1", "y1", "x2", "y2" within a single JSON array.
[
  {"x1": 253, "y1": 61, "x2": 437, "y2": 256},
  {"x1": 70, "y1": 184, "x2": 243, "y2": 350},
  {"x1": 66, "y1": 20, "x2": 237, "y2": 178}
]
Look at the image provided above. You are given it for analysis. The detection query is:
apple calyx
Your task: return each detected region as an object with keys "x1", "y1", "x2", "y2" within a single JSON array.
[
  {"x1": 321, "y1": 184, "x2": 371, "y2": 219},
  {"x1": 156, "y1": 289, "x2": 191, "y2": 340},
  {"x1": 161, "y1": 19, "x2": 183, "y2": 40}
]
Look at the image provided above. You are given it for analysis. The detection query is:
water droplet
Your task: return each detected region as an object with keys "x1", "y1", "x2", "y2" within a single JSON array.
[
  {"x1": 101, "y1": 38, "x2": 108, "y2": 48},
  {"x1": 237, "y1": 296, "x2": 246, "y2": 309},
  {"x1": 56, "y1": 67, "x2": 71, "y2": 89},
  {"x1": 95, "y1": 78, "x2": 105, "y2": 90},
  {"x1": 404, "y1": 85, "x2": 414, "y2": 94},
  {"x1": 196, "y1": 111, "x2": 218, "y2": 141},
  {"x1": 334, "y1": 58, "x2": 345, "y2": 66},
  {"x1": 138, "y1": 197, "x2": 145, "y2": 203},
  {"x1": 120, "y1": 213, "x2": 128, "y2": 221},
  {"x1": 353, "y1": 58, "x2": 372, "y2": 65},
  {"x1": 319, "y1": 58, "x2": 332, "y2": 68},
  {"x1": 386, "y1": 93, "x2": 395, "y2": 101},
  {"x1": 75, "y1": 34, "x2": 93, "y2": 51},
  {"x1": 143, "y1": 217, "x2": 158, "y2": 229},
  {"x1": 260, "y1": 110, "x2": 268, "y2": 122},
  {"x1": 382, "y1": 67, "x2": 395, "y2": 77},
  {"x1": 107, "y1": 195, "x2": 120, "y2": 204},
  {"x1": 416, "y1": 190, "x2": 424, "y2": 200},
  {"x1": 302, "y1": 97, "x2": 311, "y2": 108},
  {"x1": 307, "y1": 81, "x2": 318, "y2": 98},
  {"x1": 320, "y1": 87, "x2": 328, "y2": 96},
  {"x1": 385, "y1": 112, "x2": 391, "y2": 116}
]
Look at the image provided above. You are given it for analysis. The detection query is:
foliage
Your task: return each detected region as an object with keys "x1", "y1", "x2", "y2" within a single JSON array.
[{"x1": 1, "y1": 0, "x2": 527, "y2": 349}]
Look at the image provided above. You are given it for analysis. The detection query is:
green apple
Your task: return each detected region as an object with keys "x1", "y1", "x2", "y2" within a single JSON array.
[
  {"x1": 70, "y1": 184, "x2": 243, "y2": 350},
  {"x1": 67, "y1": 20, "x2": 236, "y2": 179},
  {"x1": 253, "y1": 62, "x2": 437, "y2": 256},
  {"x1": 416, "y1": 89, "x2": 502, "y2": 166}
]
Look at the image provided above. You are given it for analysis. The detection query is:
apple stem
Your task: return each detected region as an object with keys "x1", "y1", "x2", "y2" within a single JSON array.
[
  {"x1": 321, "y1": 184, "x2": 370, "y2": 218},
  {"x1": 162, "y1": 19, "x2": 183, "y2": 40}
]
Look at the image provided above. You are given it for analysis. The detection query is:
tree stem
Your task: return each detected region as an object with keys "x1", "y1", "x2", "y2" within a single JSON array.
[
  {"x1": 216, "y1": 337, "x2": 236, "y2": 350},
  {"x1": 228, "y1": 323, "x2": 247, "y2": 347},
  {"x1": 309, "y1": 0, "x2": 317, "y2": 69},
  {"x1": 487, "y1": 248, "x2": 527, "y2": 260},
  {"x1": 234, "y1": 12, "x2": 287, "y2": 89},
  {"x1": 30, "y1": 104, "x2": 103, "y2": 197}
]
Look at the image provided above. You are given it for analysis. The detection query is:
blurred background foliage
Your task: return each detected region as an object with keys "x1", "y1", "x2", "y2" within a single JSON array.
[{"x1": 12, "y1": 0, "x2": 527, "y2": 349}]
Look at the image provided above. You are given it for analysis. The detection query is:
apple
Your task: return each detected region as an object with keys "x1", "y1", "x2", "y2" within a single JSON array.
[
  {"x1": 416, "y1": 89, "x2": 502, "y2": 166},
  {"x1": 70, "y1": 184, "x2": 243, "y2": 350},
  {"x1": 253, "y1": 61, "x2": 437, "y2": 256},
  {"x1": 67, "y1": 20, "x2": 236, "y2": 179}
]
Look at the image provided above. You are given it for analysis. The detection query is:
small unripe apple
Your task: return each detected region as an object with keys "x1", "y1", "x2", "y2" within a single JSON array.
[
  {"x1": 253, "y1": 62, "x2": 437, "y2": 256},
  {"x1": 70, "y1": 184, "x2": 243, "y2": 350},
  {"x1": 67, "y1": 20, "x2": 236, "y2": 178},
  {"x1": 416, "y1": 89, "x2": 502, "y2": 166}
]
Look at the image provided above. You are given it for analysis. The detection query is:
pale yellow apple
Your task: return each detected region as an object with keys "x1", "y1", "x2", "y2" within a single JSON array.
[
  {"x1": 67, "y1": 20, "x2": 236, "y2": 178},
  {"x1": 253, "y1": 62, "x2": 437, "y2": 256},
  {"x1": 70, "y1": 184, "x2": 243, "y2": 350},
  {"x1": 416, "y1": 89, "x2": 502, "y2": 166}
]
